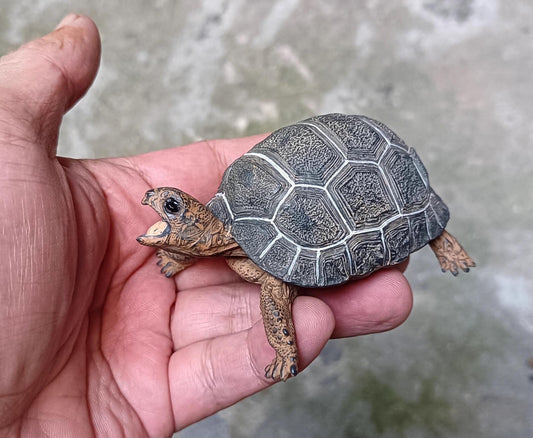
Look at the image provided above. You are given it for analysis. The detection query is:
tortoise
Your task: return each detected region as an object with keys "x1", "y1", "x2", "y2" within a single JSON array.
[{"x1": 137, "y1": 113, "x2": 475, "y2": 381}]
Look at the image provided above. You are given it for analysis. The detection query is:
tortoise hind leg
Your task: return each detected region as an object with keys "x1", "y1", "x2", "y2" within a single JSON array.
[
  {"x1": 227, "y1": 257, "x2": 299, "y2": 381},
  {"x1": 429, "y1": 229, "x2": 475, "y2": 276}
]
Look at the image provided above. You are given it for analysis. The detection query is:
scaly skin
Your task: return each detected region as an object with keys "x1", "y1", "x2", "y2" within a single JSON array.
[
  {"x1": 429, "y1": 229, "x2": 476, "y2": 276},
  {"x1": 138, "y1": 188, "x2": 300, "y2": 381},
  {"x1": 226, "y1": 258, "x2": 299, "y2": 381}
]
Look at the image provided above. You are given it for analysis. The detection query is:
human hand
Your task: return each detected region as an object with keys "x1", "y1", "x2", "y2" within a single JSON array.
[{"x1": 0, "y1": 15, "x2": 413, "y2": 437}]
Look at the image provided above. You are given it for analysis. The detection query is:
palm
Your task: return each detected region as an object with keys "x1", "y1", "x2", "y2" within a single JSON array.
[
  {"x1": 69, "y1": 140, "x2": 273, "y2": 435},
  {"x1": 0, "y1": 139, "x2": 273, "y2": 435},
  {"x1": 0, "y1": 16, "x2": 413, "y2": 437}
]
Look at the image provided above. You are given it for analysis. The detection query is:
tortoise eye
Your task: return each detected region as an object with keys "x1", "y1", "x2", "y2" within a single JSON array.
[{"x1": 164, "y1": 197, "x2": 181, "y2": 214}]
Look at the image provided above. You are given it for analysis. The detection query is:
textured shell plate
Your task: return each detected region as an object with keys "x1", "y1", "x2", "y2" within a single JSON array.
[{"x1": 208, "y1": 114, "x2": 449, "y2": 287}]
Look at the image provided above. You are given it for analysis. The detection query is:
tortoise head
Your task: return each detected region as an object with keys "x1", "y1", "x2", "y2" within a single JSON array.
[{"x1": 137, "y1": 187, "x2": 195, "y2": 249}]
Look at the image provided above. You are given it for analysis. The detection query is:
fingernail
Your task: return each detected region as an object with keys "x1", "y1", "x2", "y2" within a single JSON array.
[{"x1": 55, "y1": 13, "x2": 81, "y2": 29}]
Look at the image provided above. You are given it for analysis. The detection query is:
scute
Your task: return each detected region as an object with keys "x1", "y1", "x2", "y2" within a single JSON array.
[
  {"x1": 330, "y1": 162, "x2": 397, "y2": 229},
  {"x1": 382, "y1": 217, "x2": 411, "y2": 265},
  {"x1": 347, "y1": 231, "x2": 385, "y2": 276},
  {"x1": 254, "y1": 124, "x2": 344, "y2": 185},
  {"x1": 429, "y1": 192, "x2": 450, "y2": 227},
  {"x1": 222, "y1": 157, "x2": 290, "y2": 218},
  {"x1": 231, "y1": 220, "x2": 277, "y2": 259},
  {"x1": 211, "y1": 113, "x2": 449, "y2": 287},
  {"x1": 318, "y1": 246, "x2": 350, "y2": 286},
  {"x1": 288, "y1": 249, "x2": 317, "y2": 287},
  {"x1": 408, "y1": 211, "x2": 431, "y2": 252},
  {"x1": 307, "y1": 113, "x2": 387, "y2": 161},
  {"x1": 382, "y1": 147, "x2": 429, "y2": 213},
  {"x1": 275, "y1": 187, "x2": 347, "y2": 248},
  {"x1": 360, "y1": 115, "x2": 409, "y2": 150},
  {"x1": 260, "y1": 237, "x2": 297, "y2": 279},
  {"x1": 207, "y1": 195, "x2": 232, "y2": 224}
]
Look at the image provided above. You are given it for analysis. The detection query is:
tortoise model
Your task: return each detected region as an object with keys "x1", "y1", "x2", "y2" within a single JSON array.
[{"x1": 137, "y1": 113, "x2": 475, "y2": 381}]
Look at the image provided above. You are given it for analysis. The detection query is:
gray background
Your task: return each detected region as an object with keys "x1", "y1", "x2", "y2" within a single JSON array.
[{"x1": 1, "y1": 0, "x2": 532, "y2": 436}]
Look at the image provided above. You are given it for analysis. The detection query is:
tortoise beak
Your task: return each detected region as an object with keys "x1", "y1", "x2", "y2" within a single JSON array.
[{"x1": 137, "y1": 220, "x2": 171, "y2": 246}]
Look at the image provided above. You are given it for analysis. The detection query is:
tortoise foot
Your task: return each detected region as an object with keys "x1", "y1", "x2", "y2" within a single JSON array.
[
  {"x1": 429, "y1": 230, "x2": 476, "y2": 276},
  {"x1": 156, "y1": 250, "x2": 194, "y2": 277},
  {"x1": 265, "y1": 353, "x2": 298, "y2": 382}
]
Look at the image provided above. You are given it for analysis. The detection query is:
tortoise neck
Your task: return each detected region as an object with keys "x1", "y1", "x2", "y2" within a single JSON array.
[{"x1": 171, "y1": 192, "x2": 240, "y2": 257}]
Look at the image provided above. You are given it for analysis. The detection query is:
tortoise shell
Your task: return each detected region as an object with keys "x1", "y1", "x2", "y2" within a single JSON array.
[{"x1": 207, "y1": 113, "x2": 449, "y2": 288}]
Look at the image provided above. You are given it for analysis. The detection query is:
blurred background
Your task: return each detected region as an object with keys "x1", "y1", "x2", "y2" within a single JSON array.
[{"x1": 1, "y1": 0, "x2": 532, "y2": 436}]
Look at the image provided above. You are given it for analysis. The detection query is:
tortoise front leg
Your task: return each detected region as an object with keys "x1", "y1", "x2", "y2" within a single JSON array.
[
  {"x1": 429, "y1": 229, "x2": 475, "y2": 276},
  {"x1": 156, "y1": 250, "x2": 195, "y2": 277},
  {"x1": 227, "y1": 258, "x2": 299, "y2": 381}
]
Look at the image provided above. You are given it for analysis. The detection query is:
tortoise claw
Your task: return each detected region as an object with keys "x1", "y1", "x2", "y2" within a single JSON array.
[
  {"x1": 430, "y1": 230, "x2": 475, "y2": 276},
  {"x1": 264, "y1": 353, "x2": 298, "y2": 382},
  {"x1": 155, "y1": 250, "x2": 194, "y2": 277}
]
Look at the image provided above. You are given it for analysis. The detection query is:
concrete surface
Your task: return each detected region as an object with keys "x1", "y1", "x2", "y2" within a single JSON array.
[{"x1": 1, "y1": 0, "x2": 532, "y2": 437}]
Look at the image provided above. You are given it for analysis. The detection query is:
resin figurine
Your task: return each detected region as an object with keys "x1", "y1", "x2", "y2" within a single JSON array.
[{"x1": 137, "y1": 114, "x2": 475, "y2": 381}]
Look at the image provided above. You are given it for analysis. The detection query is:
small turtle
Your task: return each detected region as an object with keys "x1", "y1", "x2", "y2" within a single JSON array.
[{"x1": 137, "y1": 113, "x2": 475, "y2": 381}]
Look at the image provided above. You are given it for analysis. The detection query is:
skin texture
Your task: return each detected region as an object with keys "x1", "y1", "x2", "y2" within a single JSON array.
[
  {"x1": 429, "y1": 229, "x2": 476, "y2": 275},
  {"x1": 226, "y1": 257, "x2": 300, "y2": 381},
  {"x1": 0, "y1": 15, "x2": 413, "y2": 437},
  {"x1": 137, "y1": 187, "x2": 298, "y2": 381}
]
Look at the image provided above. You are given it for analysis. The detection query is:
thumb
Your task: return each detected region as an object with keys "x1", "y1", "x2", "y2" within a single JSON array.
[{"x1": 0, "y1": 14, "x2": 100, "y2": 154}]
